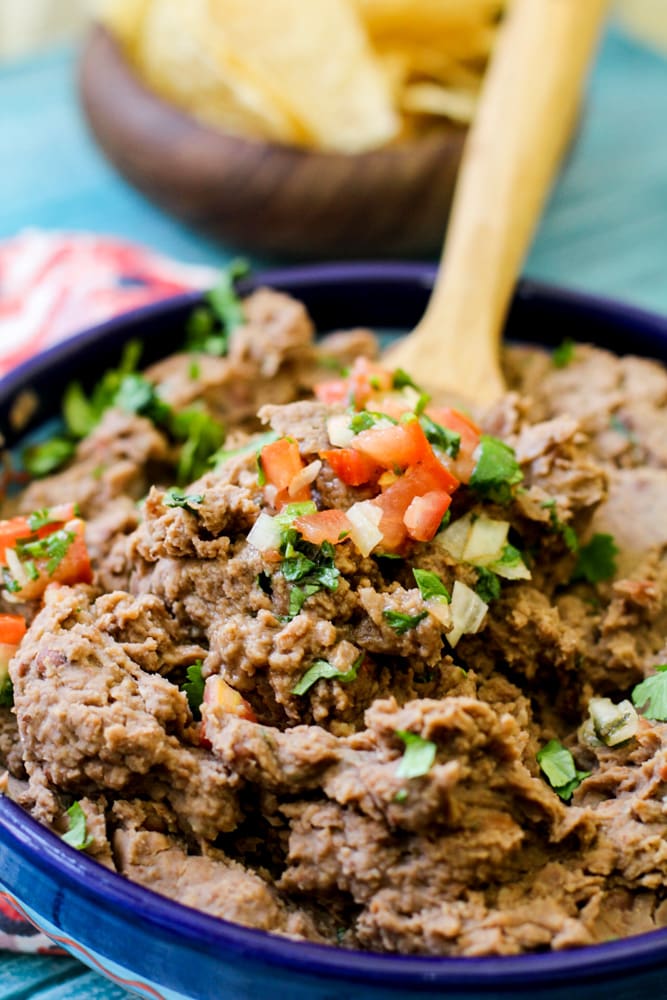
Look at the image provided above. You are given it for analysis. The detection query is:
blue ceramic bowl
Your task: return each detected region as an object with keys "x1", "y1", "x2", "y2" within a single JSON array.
[{"x1": 1, "y1": 263, "x2": 666, "y2": 1000}]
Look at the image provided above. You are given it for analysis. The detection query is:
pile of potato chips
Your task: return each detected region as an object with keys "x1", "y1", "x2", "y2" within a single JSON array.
[{"x1": 98, "y1": 0, "x2": 507, "y2": 153}]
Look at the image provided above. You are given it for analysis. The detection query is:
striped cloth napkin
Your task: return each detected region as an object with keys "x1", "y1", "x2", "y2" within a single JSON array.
[{"x1": 0, "y1": 230, "x2": 218, "y2": 952}]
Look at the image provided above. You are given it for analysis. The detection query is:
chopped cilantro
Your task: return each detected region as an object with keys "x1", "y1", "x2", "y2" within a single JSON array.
[
  {"x1": 188, "y1": 360, "x2": 201, "y2": 381},
  {"x1": 256, "y1": 452, "x2": 266, "y2": 486},
  {"x1": 292, "y1": 654, "x2": 362, "y2": 696},
  {"x1": 349, "y1": 411, "x2": 396, "y2": 433},
  {"x1": 469, "y1": 436, "x2": 523, "y2": 505},
  {"x1": 419, "y1": 414, "x2": 460, "y2": 458},
  {"x1": 164, "y1": 490, "x2": 204, "y2": 513},
  {"x1": 22, "y1": 437, "x2": 76, "y2": 478},
  {"x1": 182, "y1": 661, "x2": 205, "y2": 718},
  {"x1": 536, "y1": 739, "x2": 589, "y2": 801},
  {"x1": 278, "y1": 528, "x2": 339, "y2": 621},
  {"x1": 0, "y1": 676, "x2": 13, "y2": 708},
  {"x1": 61, "y1": 801, "x2": 93, "y2": 850},
  {"x1": 392, "y1": 369, "x2": 421, "y2": 392},
  {"x1": 64, "y1": 340, "x2": 143, "y2": 439},
  {"x1": 412, "y1": 568, "x2": 450, "y2": 603},
  {"x1": 394, "y1": 788, "x2": 408, "y2": 803},
  {"x1": 383, "y1": 609, "x2": 427, "y2": 634},
  {"x1": 27, "y1": 508, "x2": 58, "y2": 532},
  {"x1": 17, "y1": 529, "x2": 74, "y2": 575},
  {"x1": 395, "y1": 730, "x2": 437, "y2": 779},
  {"x1": 632, "y1": 665, "x2": 667, "y2": 722},
  {"x1": 552, "y1": 338, "x2": 575, "y2": 368},
  {"x1": 541, "y1": 499, "x2": 579, "y2": 553},
  {"x1": 474, "y1": 566, "x2": 501, "y2": 603},
  {"x1": 171, "y1": 407, "x2": 225, "y2": 485},
  {"x1": 185, "y1": 260, "x2": 249, "y2": 355},
  {"x1": 571, "y1": 533, "x2": 618, "y2": 584}
]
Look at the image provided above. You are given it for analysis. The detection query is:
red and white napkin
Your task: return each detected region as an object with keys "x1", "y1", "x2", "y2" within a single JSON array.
[{"x1": 0, "y1": 230, "x2": 219, "y2": 952}]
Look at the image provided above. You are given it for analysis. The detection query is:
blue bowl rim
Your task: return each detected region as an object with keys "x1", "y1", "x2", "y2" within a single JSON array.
[{"x1": 1, "y1": 260, "x2": 667, "y2": 991}]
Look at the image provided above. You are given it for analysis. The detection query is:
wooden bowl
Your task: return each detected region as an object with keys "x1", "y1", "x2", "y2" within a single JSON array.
[{"x1": 78, "y1": 25, "x2": 467, "y2": 259}]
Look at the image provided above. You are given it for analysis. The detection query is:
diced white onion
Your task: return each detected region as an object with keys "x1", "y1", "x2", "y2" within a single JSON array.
[
  {"x1": 489, "y1": 557, "x2": 532, "y2": 581},
  {"x1": 346, "y1": 501, "x2": 383, "y2": 557},
  {"x1": 247, "y1": 512, "x2": 281, "y2": 552},
  {"x1": 263, "y1": 483, "x2": 278, "y2": 507},
  {"x1": 446, "y1": 580, "x2": 488, "y2": 648},
  {"x1": 426, "y1": 596, "x2": 452, "y2": 629},
  {"x1": 588, "y1": 697, "x2": 639, "y2": 746},
  {"x1": 288, "y1": 460, "x2": 322, "y2": 498},
  {"x1": 462, "y1": 515, "x2": 509, "y2": 566},
  {"x1": 5, "y1": 548, "x2": 29, "y2": 589},
  {"x1": 326, "y1": 415, "x2": 355, "y2": 448},
  {"x1": 437, "y1": 512, "x2": 473, "y2": 561}
]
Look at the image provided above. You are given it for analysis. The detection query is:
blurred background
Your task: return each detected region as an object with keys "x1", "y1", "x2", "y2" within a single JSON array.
[{"x1": 1, "y1": 0, "x2": 666, "y2": 61}]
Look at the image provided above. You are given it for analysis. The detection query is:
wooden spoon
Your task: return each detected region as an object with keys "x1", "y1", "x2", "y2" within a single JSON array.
[{"x1": 387, "y1": 0, "x2": 610, "y2": 407}]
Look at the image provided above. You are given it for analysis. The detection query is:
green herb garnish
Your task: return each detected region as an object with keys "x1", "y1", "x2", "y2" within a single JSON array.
[
  {"x1": 164, "y1": 490, "x2": 204, "y2": 513},
  {"x1": 211, "y1": 430, "x2": 278, "y2": 470},
  {"x1": 0, "y1": 676, "x2": 13, "y2": 708},
  {"x1": 571, "y1": 533, "x2": 618, "y2": 584},
  {"x1": 17, "y1": 528, "x2": 74, "y2": 575},
  {"x1": 474, "y1": 566, "x2": 501, "y2": 603},
  {"x1": 292, "y1": 654, "x2": 362, "y2": 696},
  {"x1": 383, "y1": 609, "x2": 427, "y2": 634},
  {"x1": 395, "y1": 730, "x2": 437, "y2": 779},
  {"x1": 469, "y1": 436, "x2": 523, "y2": 505},
  {"x1": 412, "y1": 568, "x2": 450, "y2": 603},
  {"x1": 419, "y1": 414, "x2": 460, "y2": 458},
  {"x1": 392, "y1": 369, "x2": 421, "y2": 391},
  {"x1": 552, "y1": 338, "x2": 575, "y2": 368},
  {"x1": 61, "y1": 801, "x2": 93, "y2": 850},
  {"x1": 185, "y1": 260, "x2": 249, "y2": 355},
  {"x1": 182, "y1": 661, "x2": 206, "y2": 718},
  {"x1": 536, "y1": 739, "x2": 589, "y2": 801},
  {"x1": 22, "y1": 438, "x2": 76, "y2": 478},
  {"x1": 631, "y1": 665, "x2": 667, "y2": 722},
  {"x1": 171, "y1": 407, "x2": 225, "y2": 485},
  {"x1": 541, "y1": 499, "x2": 579, "y2": 553}
]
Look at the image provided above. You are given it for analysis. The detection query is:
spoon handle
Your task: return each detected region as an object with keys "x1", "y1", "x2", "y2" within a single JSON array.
[{"x1": 392, "y1": 0, "x2": 610, "y2": 404}]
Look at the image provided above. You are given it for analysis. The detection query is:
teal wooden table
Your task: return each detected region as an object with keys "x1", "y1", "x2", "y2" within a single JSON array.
[{"x1": 0, "y1": 21, "x2": 666, "y2": 1000}]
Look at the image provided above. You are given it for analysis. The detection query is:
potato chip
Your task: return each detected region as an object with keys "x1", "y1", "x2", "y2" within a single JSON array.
[
  {"x1": 200, "y1": 0, "x2": 399, "y2": 152},
  {"x1": 137, "y1": 0, "x2": 307, "y2": 143},
  {"x1": 96, "y1": 0, "x2": 152, "y2": 58},
  {"x1": 401, "y1": 82, "x2": 478, "y2": 125}
]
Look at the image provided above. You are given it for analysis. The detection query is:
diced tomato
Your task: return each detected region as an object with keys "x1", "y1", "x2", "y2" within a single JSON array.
[
  {"x1": 374, "y1": 462, "x2": 459, "y2": 552},
  {"x1": 293, "y1": 508, "x2": 352, "y2": 546},
  {"x1": 0, "y1": 614, "x2": 26, "y2": 646},
  {"x1": 260, "y1": 437, "x2": 310, "y2": 506},
  {"x1": 403, "y1": 491, "x2": 452, "y2": 542},
  {"x1": 314, "y1": 379, "x2": 349, "y2": 406},
  {"x1": 203, "y1": 676, "x2": 256, "y2": 723},
  {"x1": 1, "y1": 518, "x2": 92, "y2": 601},
  {"x1": 0, "y1": 505, "x2": 78, "y2": 563},
  {"x1": 352, "y1": 417, "x2": 433, "y2": 470},
  {"x1": 314, "y1": 357, "x2": 393, "y2": 410},
  {"x1": 0, "y1": 517, "x2": 32, "y2": 563},
  {"x1": 320, "y1": 448, "x2": 381, "y2": 487},
  {"x1": 426, "y1": 406, "x2": 481, "y2": 483}
]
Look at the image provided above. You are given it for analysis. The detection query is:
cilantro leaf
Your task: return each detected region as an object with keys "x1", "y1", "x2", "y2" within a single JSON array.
[
  {"x1": 182, "y1": 661, "x2": 205, "y2": 718},
  {"x1": 22, "y1": 437, "x2": 76, "y2": 478},
  {"x1": 469, "y1": 436, "x2": 523, "y2": 505},
  {"x1": 27, "y1": 508, "x2": 60, "y2": 532},
  {"x1": 412, "y1": 568, "x2": 450, "y2": 603},
  {"x1": 571, "y1": 533, "x2": 618, "y2": 584},
  {"x1": 0, "y1": 676, "x2": 13, "y2": 708},
  {"x1": 541, "y1": 499, "x2": 579, "y2": 553},
  {"x1": 395, "y1": 730, "x2": 437, "y2": 779},
  {"x1": 392, "y1": 369, "x2": 420, "y2": 390},
  {"x1": 474, "y1": 566, "x2": 501, "y2": 603},
  {"x1": 163, "y1": 490, "x2": 204, "y2": 513},
  {"x1": 185, "y1": 260, "x2": 249, "y2": 355},
  {"x1": 383, "y1": 609, "x2": 427, "y2": 634},
  {"x1": 171, "y1": 407, "x2": 225, "y2": 485},
  {"x1": 61, "y1": 801, "x2": 93, "y2": 850},
  {"x1": 552, "y1": 338, "x2": 575, "y2": 368},
  {"x1": 632, "y1": 664, "x2": 667, "y2": 722},
  {"x1": 278, "y1": 527, "x2": 339, "y2": 620},
  {"x1": 292, "y1": 654, "x2": 362, "y2": 696},
  {"x1": 281, "y1": 553, "x2": 317, "y2": 582},
  {"x1": 536, "y1": 739, "x2": 589, "y2": 801},
  {"x1": 349, "y1": 411, "x2": 396, "y2": 433},
  {"x1": 17, "y1": 529, "x2": 75, "y2": 575},
  {"x1": 419, "y1": 414, "x2": 461, "y2": 458}
]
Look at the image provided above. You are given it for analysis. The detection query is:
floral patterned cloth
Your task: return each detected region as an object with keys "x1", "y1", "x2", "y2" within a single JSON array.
[{"x1": 0, "y1": 230, "x2": 218, "y2": 952}]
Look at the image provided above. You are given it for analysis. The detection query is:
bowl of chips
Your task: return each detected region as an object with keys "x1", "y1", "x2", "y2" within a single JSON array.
[{"x1": 79, "y1": 0, "x2": 506, "y2": 257}]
